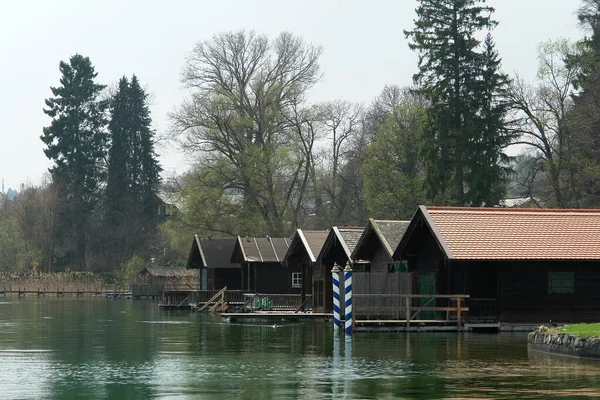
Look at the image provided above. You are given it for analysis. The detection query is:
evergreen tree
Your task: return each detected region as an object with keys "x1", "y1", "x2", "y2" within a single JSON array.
[
  {"x1": 565, "y1": 1, "x2": 600, "y2": 206},
  {"x1": 106, "y1": 75, "x2": 162, "y2": 265},
  {"x1": 405, "y1": 0, "x2": 510, "y2": 205},
  {"x1": 568, "y1": 0, "x2": 600, "y2": 92},
  {"x1": 466, "y1": 34, "x2": 512, "y2": 206},
  {"x1": 41, "y1": 54, "x2": 108, "y2": 269}
]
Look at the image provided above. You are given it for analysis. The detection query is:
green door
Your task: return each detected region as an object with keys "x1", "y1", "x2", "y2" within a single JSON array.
[{"x1": 419, "y1": 274, "x2": 437, "y2": 320}]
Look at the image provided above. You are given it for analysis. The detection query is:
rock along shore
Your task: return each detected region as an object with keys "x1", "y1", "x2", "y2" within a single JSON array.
[{"x1": 528, "y1": 331, "x2": 600, "y2": 359}]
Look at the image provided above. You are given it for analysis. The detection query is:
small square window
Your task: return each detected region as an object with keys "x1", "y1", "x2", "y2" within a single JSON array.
[
  {"x1": 548, "y1": 272, "x2": 574, "y2": 294},
  {"x1": 292, "y1": 272, "x2": 302, "y2": 288}
]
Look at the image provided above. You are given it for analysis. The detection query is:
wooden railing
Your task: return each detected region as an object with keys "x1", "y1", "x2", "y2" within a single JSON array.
[
  {"x1": 353, "y1": 294, "x2": 470, "y2": 328},
  {"x1": 160, "y1": 290, "x2": 245, "y2": 307},
  {"x1": 196, "y1": 287, "x2": 227, "y2": 313},
  {"x1": 237, "y1": 293, "x2": 311, "y2": 313}
]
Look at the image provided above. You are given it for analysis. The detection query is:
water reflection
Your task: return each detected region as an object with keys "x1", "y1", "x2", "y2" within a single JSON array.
[{"x1": 0, "y1": 299, "x2": 599, "y2": 399}]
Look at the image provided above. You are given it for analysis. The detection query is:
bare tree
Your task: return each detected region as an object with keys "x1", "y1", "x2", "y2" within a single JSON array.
[
  {"x1": 320, "y1": 100, "x2": 363, "y2": 221},
  {"x1": 170, "y1": 31, "x2": 322, "y2": 236},
  {"x1": 506, "y1": 39, "x2": 577, "y2": 207}
]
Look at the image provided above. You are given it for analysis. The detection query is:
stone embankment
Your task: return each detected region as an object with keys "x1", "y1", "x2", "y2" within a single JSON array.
[{"x1": 528, "y1": 328, "x2": 600, "y2": 359}]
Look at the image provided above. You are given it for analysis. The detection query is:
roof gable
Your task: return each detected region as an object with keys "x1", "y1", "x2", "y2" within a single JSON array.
[
  {"x1": 353, "y1": 219, "x2": 410, "y2": 260},
  {"x1": 284, "y1": 229, "x2": 329, "y2": 263},
  {"x1": 186, "y1": 235, "x2": 207, "y2": 269},
  {"x1": 317, "y1": 227, "x2": 364, "y2": 263},
  {"x1": 200, "y1": 238, "x2": 239, "y2": 268},
  {"x1": 396, "y1": 206, "x2": 600, "y2": 261}
]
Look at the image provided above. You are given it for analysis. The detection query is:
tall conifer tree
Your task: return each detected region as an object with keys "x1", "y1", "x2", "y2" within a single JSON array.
[
  {"x1": 41, "y1": 54, "x2": 108, "y2": 269},
  {"x1": 566, "y1": 0, "x2": 600, "y2": 206},
  {"x1": 106, "y1": 75, "x2": 162, "y2": 263},
  {"x1": 466, "y1": 34, "x2": 512, "y2": 206},
  {"x1": 405, "y1": 0, "x2": 511, "y2": 205}
]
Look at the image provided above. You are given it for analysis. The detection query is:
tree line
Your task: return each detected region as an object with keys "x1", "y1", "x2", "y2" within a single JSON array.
[
  {"x1": 0, "y1": 55, "x2": 162, "y2": 273},
  {"x1": 0, "y1": 0, "x2": 599, "y2": 273}
]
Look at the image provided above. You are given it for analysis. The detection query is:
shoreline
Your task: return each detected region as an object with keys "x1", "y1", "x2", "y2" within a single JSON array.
[{"x1": 528, "y1": 330, "x2": 600, "y2": 359}]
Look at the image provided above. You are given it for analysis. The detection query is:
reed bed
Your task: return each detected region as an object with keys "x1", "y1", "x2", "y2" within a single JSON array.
[{"x1": 0, "y1": 272, "x2": 113, "y2": 295}]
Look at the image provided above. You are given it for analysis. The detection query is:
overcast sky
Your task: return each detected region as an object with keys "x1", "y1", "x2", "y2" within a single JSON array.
[{"x1": 0, "y1": 0, "x2": 583, "y2": 191}]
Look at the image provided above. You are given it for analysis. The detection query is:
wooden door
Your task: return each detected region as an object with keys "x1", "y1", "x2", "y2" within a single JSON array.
[
  {"x1": 313, "y1": 273, "x2": 324, "y2": 311},
  {"x1": 419, "y1": 273, "x2": 437, "y2": 319}
]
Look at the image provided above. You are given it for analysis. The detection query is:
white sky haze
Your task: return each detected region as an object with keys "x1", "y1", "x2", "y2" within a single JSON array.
[{"x1": 0, "y1": 0, "x2": 583, "y2": 191}]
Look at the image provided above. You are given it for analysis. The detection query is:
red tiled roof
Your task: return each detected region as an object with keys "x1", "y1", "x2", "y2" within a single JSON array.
[{"x1": 425, "y1": 206, "x2": 600, "y2": 260}]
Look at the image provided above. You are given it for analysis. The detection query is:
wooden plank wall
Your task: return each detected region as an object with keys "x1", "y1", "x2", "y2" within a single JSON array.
[{"x1": 353, "y1": 272, "x2": 411, "y2": 319}]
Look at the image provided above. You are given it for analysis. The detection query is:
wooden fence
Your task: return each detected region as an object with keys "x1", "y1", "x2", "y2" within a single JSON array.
[
  {"x1": 236, "y1": 293, "x2": 312, "y2": 313},
  {"x1": 352, "y1": 272, "x2": 412, "y2": 319},
  {"x1": 160, "y1": 290, "x2": 246, "y2": 308},
  {"x1": 0, "y1": 286, "x2": 129, "y2": 298},
  {"x1": 353, "y1": 293, "x2": 470, "y2": 329}
]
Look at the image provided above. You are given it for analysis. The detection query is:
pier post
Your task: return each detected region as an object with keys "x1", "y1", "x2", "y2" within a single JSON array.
[
  {"x1": 332, "y1": 263, "x2": 341, "y2": 329},
  {"x1": 343, "y1": 262, "x2": 353, "y2": 336}
]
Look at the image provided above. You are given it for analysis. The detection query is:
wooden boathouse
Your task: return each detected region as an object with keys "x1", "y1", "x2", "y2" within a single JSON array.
[
  {"x1": 283, "y1": 230, "x2": 329, "y2": 311},
  {"x1": 349, "y1": 219, "x2": 413, "y2": 323},
  {"x1": 186, "y1": 236, "x2": 241, "y2": 290},
  {"x1": 231, "y1": 236, "x2": 291, "y2": 293},
  {"x1": 132, "y1": 267, "x2": 197, "y2": 298},
  {"x1": 316, "y1": 227, "x2": 364, "y2": 312},
  {"x1": 393, "y1": 206, "x2": 600, "y2": 329}
]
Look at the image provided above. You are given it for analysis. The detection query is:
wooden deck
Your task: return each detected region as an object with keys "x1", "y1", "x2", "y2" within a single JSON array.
[
  {"x1": 221, "y1": 311, "x2": 331, "y2": 322},
  {"x1": 352, "y1": 293, "x2": 470, "y2": 331}
]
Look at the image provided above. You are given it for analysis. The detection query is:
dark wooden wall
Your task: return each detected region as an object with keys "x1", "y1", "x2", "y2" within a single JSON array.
[
  {"x1": 213, "y1": 269, "x2": 242, "y2": 290},
  {"x1": 450, "y1": 260, "x2": 600, "y2": 322}
]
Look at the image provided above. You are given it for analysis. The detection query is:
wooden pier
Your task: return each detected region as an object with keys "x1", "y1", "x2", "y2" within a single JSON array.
[
  {"x1": 0, "y1": 288, "x2": 130, "y2": 298},
  {"x1": 353, "y1": 294, "x2": 471, "y2": 332},
  {"x1": 221, "y1": 311, "x2": 331, "y2": 322}
]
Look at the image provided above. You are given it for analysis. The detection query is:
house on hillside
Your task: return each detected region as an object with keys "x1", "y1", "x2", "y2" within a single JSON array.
[
  {"x1": 156, "y1": 190, "x2": 180, "y2": 221},
  {"x1": 316, "y1": 227, "x2": 364, "y2": 312},
  {"x1": 186, "y1": 236, "x2": 241, "y2": 290},
  {"x1": 282, "y1": 230, "x2": 329, "y2": 310},
  {"x1": 230, "y1": 236, "x2": 291, "y2": 293},
  {"x1": 393, "y1": 206, "x2": 600, "y2": 325},
  {"x1": 500, "y1": 196, "x2": 542, "y2": 208}
]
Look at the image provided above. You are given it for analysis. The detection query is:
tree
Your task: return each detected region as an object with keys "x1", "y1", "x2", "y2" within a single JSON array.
[
  {"x1": 319, "y1": 100, "x2": 363, "y2": 224},
  {"x1": 363, "y1": 85, "x2": 407, "y2": 144},
  {"x1": 41, "y1": 54, "x2": 108, "y2": 269},
  {"x1": 362, "y1": 96, "x2": 427, "y2": 219},
  {"x1": 568, "y1": 0, "x2": 600, "y2": 92},
  {"x1": 466, "y1": 34, "x2": 512, "y2": 206},
  {"x1": 405, "y1": 0, "x2": 511, "y2": 205},
  {"x1": 105, "y1": 75, "x2": 162, "y2": 267},
  {"x1": 506, "y1": 39, "x2": 578, "y2": 207},
  {"x1": 565, "y1": 1, "x2": 600, "y2": 207},
  {"x1": 171, "y1": 31, "x2": 322, "y2": 236}
]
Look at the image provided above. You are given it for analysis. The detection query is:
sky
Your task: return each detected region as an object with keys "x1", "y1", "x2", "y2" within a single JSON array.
[{"x1": 0, "y1": 0, "x2": 583, "y2": 192}]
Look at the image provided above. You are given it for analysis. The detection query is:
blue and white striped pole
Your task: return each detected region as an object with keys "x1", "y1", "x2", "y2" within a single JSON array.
[
  {"x1": 343, "y1": 261, "x2": 353, "y2": 336},
  {"x1": 332, "y1": 263, "x2": 341, "y2": 329}
]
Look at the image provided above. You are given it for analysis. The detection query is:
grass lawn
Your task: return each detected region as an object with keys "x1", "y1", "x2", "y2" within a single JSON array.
[{"x1": 559, "y1": 323, "x2": 600, "y2": 337}]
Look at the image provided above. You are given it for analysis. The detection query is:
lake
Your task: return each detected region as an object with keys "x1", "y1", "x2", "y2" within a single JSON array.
[{"x1": 0, "y1": 298, "x2": 598, "y2": 399}]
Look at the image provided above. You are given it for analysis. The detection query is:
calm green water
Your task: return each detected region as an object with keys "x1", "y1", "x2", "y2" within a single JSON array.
[{"x1": 0, "y1": 298, "x2": 599, "y2": 399}]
